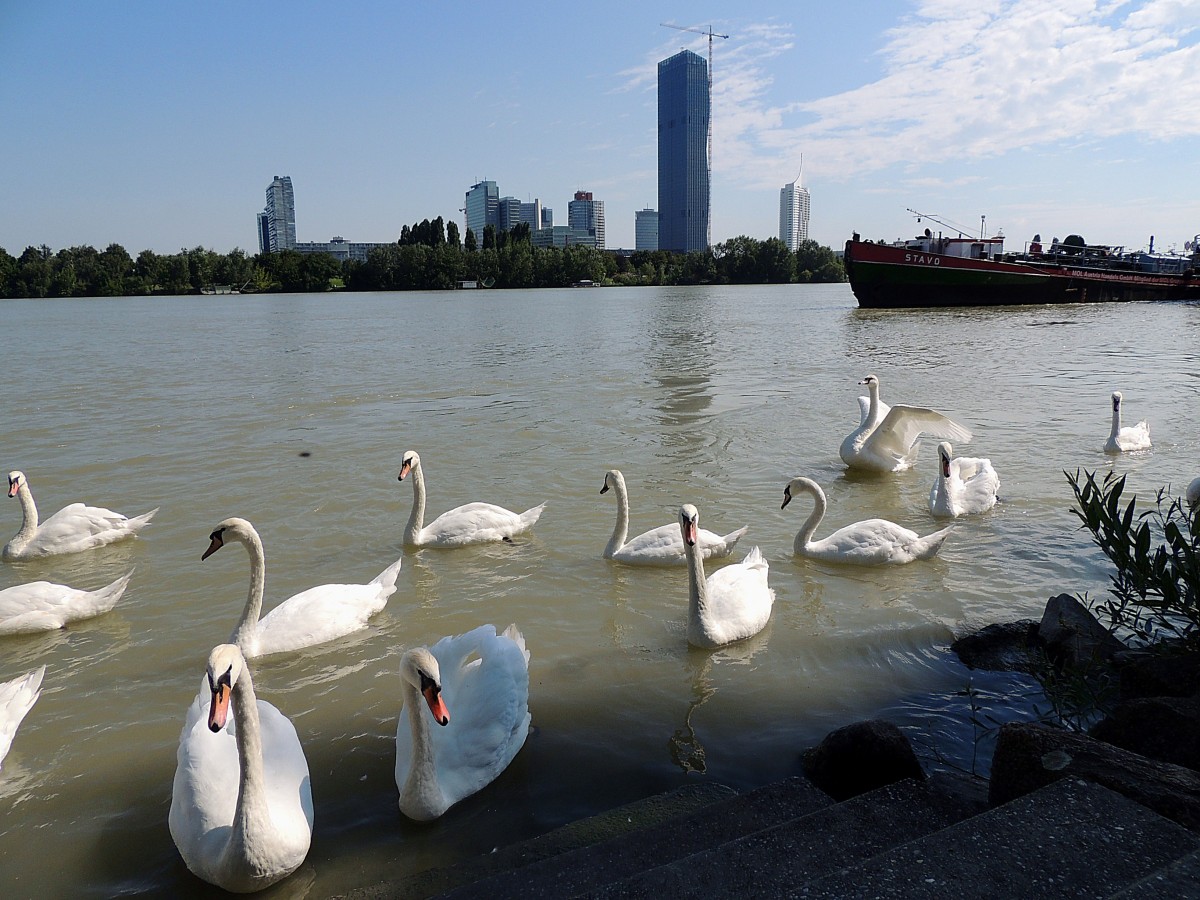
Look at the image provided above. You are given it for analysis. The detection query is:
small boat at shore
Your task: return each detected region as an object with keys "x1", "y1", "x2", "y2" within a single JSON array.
[{"x1": 844, "y1": 214, "x2": 1200, "y2": 309}]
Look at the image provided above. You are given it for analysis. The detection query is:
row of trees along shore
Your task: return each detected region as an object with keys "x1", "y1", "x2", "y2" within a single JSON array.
[{"x1": 0, "y1": 218, "x2": 845, "y2": 299}]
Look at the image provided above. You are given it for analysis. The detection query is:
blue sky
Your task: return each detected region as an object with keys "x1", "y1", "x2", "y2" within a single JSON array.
[{"x1": 2, "y1": 1, "x2": 1198, "y2": 256}]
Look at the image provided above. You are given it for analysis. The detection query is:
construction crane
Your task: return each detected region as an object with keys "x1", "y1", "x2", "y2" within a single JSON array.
[{"x1": 661, "y1": 22, "x2": 729, "y2": 248}]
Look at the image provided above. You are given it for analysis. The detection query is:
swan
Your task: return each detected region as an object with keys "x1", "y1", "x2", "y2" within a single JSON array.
[
  {"x1": 397, "y1": 450, "x2": 545, "y2": 547},
  {"x1": 1104, "y1": 391, "x2": 1152, "y2": 453},
  {"x1": 1187, "y1": 477, "x2": 1200, "y2": 512},
  {"x1": 0, "y1": 570, "x2": 132, "y2": 635},
  {"x1": 929, "y1": 441, "x2": 1000, "y2": 518},
  {"x1": 839, "y1": 375, "x2": 973, "y2": 472},
  {"x1": 679, "y1": 504, "x2": 774, "y2": 649},
  {"x1": 0, "y1": 666, "x2": 44, "y2": 771},
  {"x1": 782, "y1": 477, "x2": 952, "y2": 564},
  {"x1": 169, "y1": 643, "x2": 313, "y2": 892},
  {"x1": 601, "y1": 469, "x2": 747, "y2": 566},
  {"x1": 203, "y1": 517, "x2": 401, "y2": 659},
  {"x1": 4, "y1": 470, "x2": 157, "y2": 560},
  {"x1": 395, "y1": 624, "x2": 530, "y2": 821}
]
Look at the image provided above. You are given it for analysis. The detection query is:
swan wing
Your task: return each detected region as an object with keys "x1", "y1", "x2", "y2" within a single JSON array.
[
  {"x1": 256, "y1": 571, "x2": 396, "y2": 657},
  {"x1": 28, "y1": 504, "x2": 156, "y2": 554},
  {"x1": 858, "y1": 406, "x2": 972, "y2": 469},
  {"x1": 0, "y1": 666, "x2": 44, "y2": 768},
  {"x1": 700, "y1": 547, "x2": 775, "y2": 645},
  {"x1": 0, "y1": 571, "x2": 131, "y2": 634},
  {"x1": 616, "y1": 524, "x2": 746, "y2": 565},
  {"x1": 397, "y1": 625, "x2": 530, "y2": 810},
  {"x1": 423, "y1": 502, "x2": 542, "y2": 546},
  {"x1": 954, "y1": 458, "x2": 1001, "y2": 514}
]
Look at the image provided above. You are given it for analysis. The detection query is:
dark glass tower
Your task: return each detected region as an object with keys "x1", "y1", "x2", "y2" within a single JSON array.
[{"x1": 657, "y1": 50, "x2": 710, "y2": 253}]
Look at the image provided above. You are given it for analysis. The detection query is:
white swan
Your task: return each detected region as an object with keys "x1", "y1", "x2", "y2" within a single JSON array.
[
  {"x1": 169, "y1": 643, "x2": 313, "y2": 892},
  {"x1": 929, "y1": 441, "x2": 1000, "y2": 518},
  {"x1": 601, "y1": 469, "x2": 747, "y2": 566},
  {"x1": 395, "y1": 624, "x2": 530, "y2": 821},
  {"x1": 0, "y1": 570, "x2": 132, "y2": 635},
  {"x1": 4, "y1": 470, "x2": 157, "y2": 560},
  {"x1": 397, "y1": 450, "x2": 545, "y2": 547},
  {"x1": 0, "y1": 666, "x2": 44, "y2": 771},
  {"x1": 839, "y1": 375, "x2": 973, "y2": 472},
  {"x1": 679, "y1": 504, "x2": 774, "y2": 649},
  {"x1": 1104, "y1": 391, "x2": 1152, "y2": 453},
  {"x1": 783, "y1": 477, "x2": 952, "y2": 564},
  {"x1": 203, "y1": 517, "x2": 401, "y2": 659}
]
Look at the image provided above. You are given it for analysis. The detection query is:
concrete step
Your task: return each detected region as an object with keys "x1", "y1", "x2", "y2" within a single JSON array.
[
  {"x1": 339, "y1": 781, "x2": 738, "y2": 900},
  {"x1": 587, "y1": 776, "x2": 980, "y2": 898},
  {"x1": 433, "y1": 776, "x2": 833, "y2": 900},
  {"x1": 797, "y1": 777, "x2": 1200, "y2": 899},
  {"x1": 1108, "y1": 847, "x2": 1200, "y2": 899}
]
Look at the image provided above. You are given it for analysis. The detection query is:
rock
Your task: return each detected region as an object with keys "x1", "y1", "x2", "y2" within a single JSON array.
[
  {"x1": 802, "y1": 719, "x2": 924, "y2": 801},
  {"x1": 1113, "y1": 647, "x2": 1200, "y2": 700},
  {"x1": 1039, "y1": 593, "x2": 1127, "y2": 669},
  {"x1": 989, "y1": 722, "x2": 1200, "y2": 833},
  {"x1": 1091, "y1": 697, "x2": 1200, "y2": 772},
  {"x1": 951, "y1": 620, "x2": 1042, "y2": 673}
]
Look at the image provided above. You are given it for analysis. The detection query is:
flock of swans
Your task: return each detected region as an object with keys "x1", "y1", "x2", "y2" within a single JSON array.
[{"x1": 0, "y1": 373, "x2": 1171, "y2": 893}]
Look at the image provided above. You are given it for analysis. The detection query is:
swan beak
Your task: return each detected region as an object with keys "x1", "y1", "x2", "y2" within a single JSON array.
[
  {"x1": 600, "y1": 483, "x2": 609, "y2": 495},
  {"x1": 942, "y1": 457, "x2": 951, "y2": 478},
  {"x1": 781, "y1": 487, "x2": 792, "y2": 510},
  {"x1": 398, "y1": 461, "x2": 411, "y2": 481},
  {"x1": 208, "y1": 682, "x2": 232, "y2": 732},
  {"x1": 7, "y1": 479, "x2": 17, "y2": 498},
  {"x1": 201, "y1": 532, "x2": 224, "y2": 561},
  {"x1": 684, "y1": 518, "x2": 698, "y2": 547},
  {"x1": 423, "y1": 684, "x2": 450, "y2": 726}
]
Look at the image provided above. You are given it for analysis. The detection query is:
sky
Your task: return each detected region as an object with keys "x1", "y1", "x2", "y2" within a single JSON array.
[{"x1": 2, "y1": 1, "x2": 1198, "y2": 257}]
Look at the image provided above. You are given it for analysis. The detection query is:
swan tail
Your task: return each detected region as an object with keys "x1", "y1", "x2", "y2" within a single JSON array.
[
  {"x1": 722, "y1": 525, "x2": 750, "y2": 549},
  {"x1": 518, "y1": 503, "x2": 546, "y2": 529},
  {"x1": 371, "y1": 556, "x2": 404, "y2": 595},
  {"x1": 501, "y1": 623, "x2": 530, "y2": 663},
  {"x1": 90, "y1": 569, "x2": 134, "y2": 612},
  {"x1": 742, "y1": 545, "x2": 769, "y2": 572},
  {"x1": 125, "y1": 508, "x2": 159, "y2": 532},
  {"x1": 918, "y1": 527, "x2": 953, "y2": 558}
]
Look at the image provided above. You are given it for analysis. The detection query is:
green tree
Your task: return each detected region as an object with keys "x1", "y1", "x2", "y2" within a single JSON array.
[
  {"x1": 447, "y1": 221, "x2": 461, "y2": 250},
  {"x1": 464, "y1": 227, "x2": 478, "y2": 252}
]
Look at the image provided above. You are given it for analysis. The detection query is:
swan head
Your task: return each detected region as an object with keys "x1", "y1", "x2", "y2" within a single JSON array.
[
  {"x1": 1112, "y1": 391, "x2": 1123, "y2": 412},
  {"x1": 600, "y1": 469, "x2": 624, "y2": 495},
  {"x1": 7, "y1": 470, "x2": 26, "y2": 498},
  {"x1": 859, "y1": 374, "x2": 880, "y2": 391},
  {"x1": 938, "y1": 442, "x2": 954, "y2": 478},
  {"x1": 400, "y1": 647, "x2": 450, "y2": 726},
  {"x1": 205, "y1": 643, "x2": 246, "y2": 733},
  {"x1": 782, "y1": 477, "x2": 822, "y2": 510},
  {"x1": 397, "y1": 450, "x2": 421, "y2": 482},
  {"x1": 1186, "y1": 476, "x2": 1200, "y2": 511},
  {"x1": 201, "y1": 517, "x2": 258, "y2": 560},
  {"x1": 678, "y1": 504, "x2": 700, "y2": 546}
]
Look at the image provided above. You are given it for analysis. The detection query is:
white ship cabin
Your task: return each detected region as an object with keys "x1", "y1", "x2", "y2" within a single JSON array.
[{"x1": 897, "y1": 229, "x2": 1005, "y2": 259}]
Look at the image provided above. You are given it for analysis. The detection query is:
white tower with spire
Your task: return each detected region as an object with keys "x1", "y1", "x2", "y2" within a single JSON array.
[{"x1": 779, "y1": 159, "x2": 810, "y2": 252}]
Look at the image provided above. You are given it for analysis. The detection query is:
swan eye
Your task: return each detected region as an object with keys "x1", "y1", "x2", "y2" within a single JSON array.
[{"x1": 419, "y1": 671, "x2": 440, "y2": 694}]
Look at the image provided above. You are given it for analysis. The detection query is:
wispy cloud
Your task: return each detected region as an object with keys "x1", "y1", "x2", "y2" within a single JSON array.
[{"x1": 712, "y1": 1, "x2": 1200, "y2": 186}]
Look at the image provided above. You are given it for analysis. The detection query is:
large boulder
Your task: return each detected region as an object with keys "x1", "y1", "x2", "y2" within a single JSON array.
[
  {"x1": 1113, "y1": 647, "x2": 1200, "y2": 700},
  {"x1": 802, "y1": 719, "x2": 924, "y2": 801},
  {"x1": 1039, "y1": 593, "x2": 1126, "y2": 669},
  {"x1": 1091, "y1": 696, "x2": 1200, "y2": 772},
  {"x1": 989, "y1": 722, "x2": 1200, "y2": 833},
  {"x1": 951, "y1": 620, "x2": 1041, "y2": 673}
]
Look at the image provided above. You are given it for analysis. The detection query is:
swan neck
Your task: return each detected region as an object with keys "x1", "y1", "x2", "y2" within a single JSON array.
[
  {"x1": 400, "y1": 679, "x2": 442, "y2": 814},
  {"x1": 11, "y1": 485, "x2": 39, "y2": 544},
  {"x1": 1110, "y1": 404, "x2": 1121, "y2": 438},
  {"x1": 404, "y1": 465, "x2": 426, "y2": 544},
  {"x1": 227, "y1": 666, "x2": 270, "y2": 868},
  {"x1": 685, "y1": 540, "x2": 708, "y2": 626},
  {"x1": 230, "y1": 532, "x2": 265, "y2": 653},
  {"x1": 604, "y1": 477, "x2": 630, "y2": 557},
  {"x1": 793, "y1": 489, "x2": 825, "y2": 554}
]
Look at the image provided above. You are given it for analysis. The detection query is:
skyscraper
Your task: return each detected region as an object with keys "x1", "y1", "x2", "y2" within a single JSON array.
[
  {"x1": 261, "y1": 176, "x2": 297, "y2": 252},
  {"x1": 779, "y1": 178, "x2": 810, "y2": 251},
  {"x1": 635, "y1": 209, "x2": 659, "y2": 251},
  {"x1": 567, "y1": 191, "x2": 605, "y2": 250},
  {"x1": 657, "y1": 49, "x2": 710, "y2": 253},
  {"x1": 464, "y1": 180, "x2": 499, "y2": 241}
]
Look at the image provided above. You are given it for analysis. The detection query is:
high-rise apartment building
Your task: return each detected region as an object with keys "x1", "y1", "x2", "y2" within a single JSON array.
[
  {"x1": 464, "y1": 180, "x2": 499, "y2": 240},
  {"x1": 635, "y1": 209, "x2": 659, "y2": 251},
  {"x1": 779, "y1": 179, "x2": 811, "y2": 251},
  {"x1": 657, "y1": 49, "x2": 710, "y2": 253},
  {"x1": 498, "y1": 196, "x2": 544, "y2": 232},
  {"x1": 261, "y1": 175, "x2": 297, "y2": 252},
  {"x1": 567, "y1": 191, "x2": 605, "y2": 250}
]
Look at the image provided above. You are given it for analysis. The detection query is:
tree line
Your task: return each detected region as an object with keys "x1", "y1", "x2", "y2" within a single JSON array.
[{"x1": 0, "y1": 221, "x2": 844, "y2": 299}]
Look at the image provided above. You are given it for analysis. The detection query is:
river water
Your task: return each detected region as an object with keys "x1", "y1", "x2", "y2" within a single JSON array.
[{"x1": 1, "y1": 285, "x2": 1197, "y2": 897}]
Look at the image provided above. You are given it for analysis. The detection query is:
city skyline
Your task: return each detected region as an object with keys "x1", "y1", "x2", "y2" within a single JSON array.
[{"x1": 3, "y1": 3, "x2": 1198, "y2": 257}]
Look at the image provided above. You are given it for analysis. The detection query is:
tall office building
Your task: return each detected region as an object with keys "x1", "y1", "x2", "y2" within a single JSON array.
[
  {"x1": 464, "y1": 180, "x2": 499, "y2": 240},
  {"x1": 567, "y1": 191, "x2": 605, "y2": 250},
  {"x1": 257, "y1": 212, "x2": 270, "y2": 254},
  {"x1": 779, "y1": 178, "x2": 810, "y2": 251},
  {"x1": 657, "y1": 49, "x2": 710, "y2": 253},
  {"x1": 635, "y1": 208, "x2": 659, "y2": 251},
  {"x1": 498, "y1": 196, "x2": 544, "y2": 232},
  {"x1": 262, "y1": 175, "x2": 297, "y2": 252}
]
